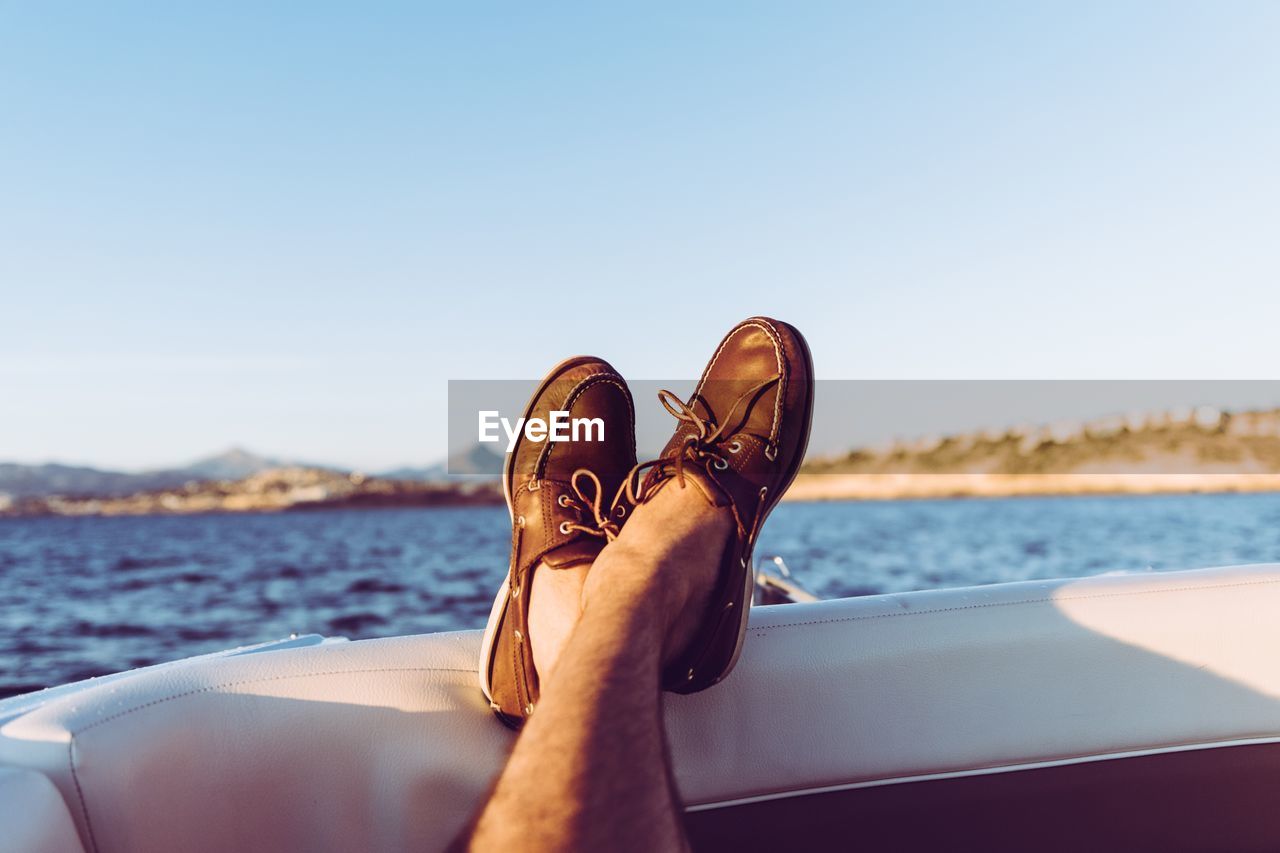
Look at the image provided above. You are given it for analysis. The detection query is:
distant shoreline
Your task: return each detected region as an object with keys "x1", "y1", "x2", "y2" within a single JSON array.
[
  {"x1": 782, "y1": 472, "x2": 1280, "y2": 502},
  {"x1": 7, "y1": 473, "x2": 1280, "y2": 519},
  {"x1": 0, "y1": 467, "x2": 503, "y2": 518},
  {"x1": 13, "y1": 404, "x2": 1280, "y2": 514},
  {"x1": 0, "y1": 500, "x2": 502, "y2": 520},
  {"x1": 787, "y1": 405, "x2": 1280, "y2": 501}
]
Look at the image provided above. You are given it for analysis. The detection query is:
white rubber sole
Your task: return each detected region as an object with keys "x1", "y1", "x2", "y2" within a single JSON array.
[{"x1": 477, "y1": 575, "x2": 509, "y2": 705}]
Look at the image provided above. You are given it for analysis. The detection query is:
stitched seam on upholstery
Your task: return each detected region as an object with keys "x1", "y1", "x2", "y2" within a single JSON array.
[
  {"x1": 963, "y1": 735, "x2": 1280, "y2": 774},
  {"x1": 70, "y1": 666, "x2": 477, "y2": 736},
  {"x1": 69, "y1": 739, "x2": 101, "y2": 853},
  {"x1": 689, "y1": 736, "x2": 1280, "y2": 812},
  {"x1": 753, "y1": 577, "x2": 1280, "y2": 633}
]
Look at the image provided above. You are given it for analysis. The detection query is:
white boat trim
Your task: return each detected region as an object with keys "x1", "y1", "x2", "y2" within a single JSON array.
[{"x1": 684, "y1": 733, "x2": 1280, "y2": 811}]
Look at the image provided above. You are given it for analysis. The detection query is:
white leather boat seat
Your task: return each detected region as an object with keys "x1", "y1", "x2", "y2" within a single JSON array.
[
  {"x1": 3, "y1": 564, "x2": 1280, "y2": 852},
  {"x1": 0, "y1": 767, "x2": 86, "y2": 853}
]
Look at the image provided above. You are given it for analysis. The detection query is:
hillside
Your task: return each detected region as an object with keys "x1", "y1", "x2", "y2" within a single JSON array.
[
  {"x1": 11, "y1": 407, "x2": 1280, "y2": 512},
  {"x1": 0, "y1": 467, "x2": 503, "y2": 517},
  {"x1": 0, "y1": 448, "x2": 302, "y2": 499},
  {"x1": 792, "y1": 406, "x2": 1280, "y2": 500}
]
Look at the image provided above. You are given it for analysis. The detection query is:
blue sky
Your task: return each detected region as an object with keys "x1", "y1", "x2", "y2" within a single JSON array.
[{"x1": 3, "y1": 2, "x2": 1280, "y2": 471}]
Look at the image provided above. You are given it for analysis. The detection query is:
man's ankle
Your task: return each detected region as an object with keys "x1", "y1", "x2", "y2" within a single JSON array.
[{"x1": 583, "y1": 530, "x2": 726, "y2": 659}]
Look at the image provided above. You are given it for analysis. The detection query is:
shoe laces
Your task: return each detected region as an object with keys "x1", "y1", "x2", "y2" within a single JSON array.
[
  {"x1": 623, "y1": 374, "x2": 781, "y2": 507},
  {"x1": 556, "y1": 468, "x2": 624, "y2": 541}
]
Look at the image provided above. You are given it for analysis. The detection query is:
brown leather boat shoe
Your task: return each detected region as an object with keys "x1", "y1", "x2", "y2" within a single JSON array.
[
  {"x1": 479, "y1": 356, "x2": 636, "y2": 728},
  {"x1": 628, "y1": 316, "x2": 814, "y2": 693}
]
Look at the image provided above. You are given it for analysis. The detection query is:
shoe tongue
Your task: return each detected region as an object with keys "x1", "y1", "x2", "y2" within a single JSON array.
[
  {"x1": 681, "y1": 466, "x2": 733, "y2": 508},
  {"x1": 543, "y1": 538, "x2": 603, "y2": 569},
  {"x1": 645, "y1": 464, "x2": 731, "y2": 509}
]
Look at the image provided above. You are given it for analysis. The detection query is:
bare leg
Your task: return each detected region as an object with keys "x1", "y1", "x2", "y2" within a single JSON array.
[{"x1": 468, "y1": 484, "x2": 730, "y2": 852}]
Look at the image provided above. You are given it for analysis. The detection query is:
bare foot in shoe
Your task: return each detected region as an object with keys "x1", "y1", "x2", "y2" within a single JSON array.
[
  {"x1": 527, "y1": 561, "x2": 590, "y2": 681},
  {"x1": 481, "y1": 356, "x2": 636, "y2": 726}
]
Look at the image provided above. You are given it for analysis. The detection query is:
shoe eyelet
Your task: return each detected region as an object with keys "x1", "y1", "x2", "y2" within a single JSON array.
[
  {"x1": 614, "y1": 505, "x2": 627, "y2": 518},
  {"x1": 759, "y1": 486, "x2": 768, "y2": 499},
  {"x1": 727, "y1": 440, "x2": 743, "y2": 454},
  {"x1": 686, "y1": 668, "x2": 695, "y2": 681},
  {"x1": 712, "y1": 458, "x2": 729, "y2": 471},
  {"x1": 513, "y1": 629, "x2": 523, "y2": 643},
  {"x1": 557, "y1": 494, "x2": 572, "y2": 508},
  {"x1": 740, "y1": 556, "x2": 748, "y2": 568},
  {"x1": 516, "y1": 515, "x2": 526, "y2": 528},
  {"x1": 511, "y1": 584, "x2": 521, "y2": 598},
  {"x1": 559, "y1": 521, "x2": 572, "y2": 535},
  {"x1": 764, "y1": 444, "x2": 778, "y2": 461},
  {"x1": 524, "y1": 703, "x2": 535, "y2": 715}
]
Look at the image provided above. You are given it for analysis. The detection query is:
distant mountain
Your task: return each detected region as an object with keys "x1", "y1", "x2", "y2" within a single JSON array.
[
  {"x1": 0, "y1": 447, "x2": 318, "y2": 499},
  {"x1": 378, "y1": 464, "x2": 447, "y2": 481},
  {"x1": 805, "y1": 405, "x2": 1280, "y2": 477},
  {"x1": 0, "y1": 445, "x2": 501, "y2": 499},
  {"x1": 1, "y1": 467, "x2": 505, "y2": 517},
  {"x1": 0, "y1": 463, "x2": 192, "y2": 499},
  {"x1": 380, "y1": 444, "x2": 503, "y2": 481},
  {"x1": 182, "y1": 447, "x2": 298, "y2": 480}
]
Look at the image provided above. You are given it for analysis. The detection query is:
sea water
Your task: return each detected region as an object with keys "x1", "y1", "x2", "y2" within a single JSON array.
[{"x1": 4, "y1": 491, "x2": 1280, "y2": 698}]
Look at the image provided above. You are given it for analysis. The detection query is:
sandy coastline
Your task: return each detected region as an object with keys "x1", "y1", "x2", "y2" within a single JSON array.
[{"x1": 782, "y1": 472, "x2": 1280, "y2": 502}]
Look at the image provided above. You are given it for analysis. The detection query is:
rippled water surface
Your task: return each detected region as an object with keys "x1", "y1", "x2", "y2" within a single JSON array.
[{"x1": 5, "y1": 493, "x2": 1280, "y2": 698}]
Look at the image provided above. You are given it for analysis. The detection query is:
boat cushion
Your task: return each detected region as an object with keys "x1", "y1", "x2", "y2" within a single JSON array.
[
  {"x1": 0, "y1": 766, "x2": 87, "y2": 853},
  {"x1": 4, "y1": 563, "x2": 1280, "y2": 851}
]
